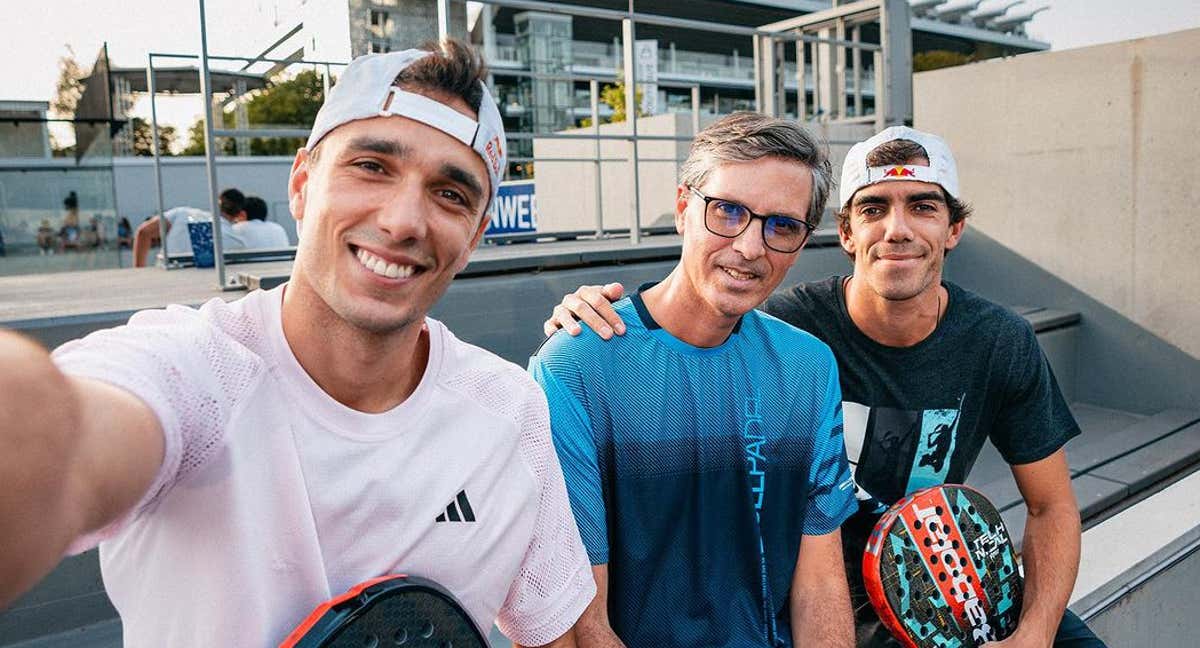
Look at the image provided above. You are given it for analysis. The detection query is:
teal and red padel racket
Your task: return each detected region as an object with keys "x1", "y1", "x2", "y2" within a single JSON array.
[
  {"x1": 280, "y1": 575, "x2": 488, "y2": 648},
  {"x1": 863, "y1": 484, "x2": 1024, "y2": 648}
]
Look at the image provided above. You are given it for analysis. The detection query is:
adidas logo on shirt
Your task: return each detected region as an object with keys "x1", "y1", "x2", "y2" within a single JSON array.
[{"x1": 435, "y1": 490, "x2": 476, "y2": 523}]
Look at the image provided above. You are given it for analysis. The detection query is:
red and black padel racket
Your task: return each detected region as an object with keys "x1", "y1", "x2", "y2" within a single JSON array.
[
  {"x1": 280, "y1": 574, "x2": 488, "y2": 648},
  {"x1": 863, "y1": 484, "x2": 1023, "y2": 648}
]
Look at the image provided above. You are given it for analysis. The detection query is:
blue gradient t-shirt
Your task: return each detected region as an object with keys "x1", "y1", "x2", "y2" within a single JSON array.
[{"x1": 529, "y1": 291, "x2": 857, "y2": 647}]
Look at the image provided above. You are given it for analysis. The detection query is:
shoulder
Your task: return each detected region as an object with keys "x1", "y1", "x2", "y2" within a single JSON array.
[
  {"x1": 947, "y1": 282, "x2": 1036, "y2": 341},
  {"x1": 433, "y1": 318, "x2": 548, "y2": 422},
  {"x1": 762, "y1": 276, "x2": 843, "y2": 329},
  {"x1": 533, "y1": 297, "x2": 640, "y2": 369},
  {"x1": 432, "y1": 319, "x2": 561, "y2": 477},
  {"x1": 744, "y1": 309, "x2": 837, "y2": 367}
]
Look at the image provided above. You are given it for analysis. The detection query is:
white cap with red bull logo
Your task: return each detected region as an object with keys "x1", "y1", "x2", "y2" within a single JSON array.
[{"x1": 839, "y1": 126, "x2": 960, "y2": 207}]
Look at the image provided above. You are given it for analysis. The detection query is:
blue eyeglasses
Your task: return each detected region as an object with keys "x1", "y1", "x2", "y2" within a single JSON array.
[{"x1": 687, "y1": 186, "x2": 815, "y2": 253}]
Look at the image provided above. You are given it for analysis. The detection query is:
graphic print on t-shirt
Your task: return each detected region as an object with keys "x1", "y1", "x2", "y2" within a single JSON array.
[{"x1": 842, "y1": 394, "x2": 966, "y2": 512}]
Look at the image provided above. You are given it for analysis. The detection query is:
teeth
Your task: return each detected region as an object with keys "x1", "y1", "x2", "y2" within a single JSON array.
[
  {"x1": 723, "y1": 267, "x2": 755, "y2": 280},
  {"x1": 356, "y1": 248, "x2": 415, "y2": 279}
]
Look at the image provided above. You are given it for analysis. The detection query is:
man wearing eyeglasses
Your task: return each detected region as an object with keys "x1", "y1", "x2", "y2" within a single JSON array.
[
  {"x1": 542, "y1": 126, "x2": 1103, "y2": 648},
  {"x1": 529, "y1": 112, "x2": 857, "y2": 647}
]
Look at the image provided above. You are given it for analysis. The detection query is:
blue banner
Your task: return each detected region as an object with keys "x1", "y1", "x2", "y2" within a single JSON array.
[{"x1": 487, "y1": 180, "x2": 538, "y2": 235}]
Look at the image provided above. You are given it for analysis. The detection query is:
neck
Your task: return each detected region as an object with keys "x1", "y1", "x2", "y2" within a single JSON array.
[
  {"x1": 280, "y1": 277, "x2": 429, "y2": 413},
  {"x1": 642, "y1": 268, "x2": 740, "y2": 348},
  {"x1": 843, "y1": 274, "x2": 945, "y2": 348}
]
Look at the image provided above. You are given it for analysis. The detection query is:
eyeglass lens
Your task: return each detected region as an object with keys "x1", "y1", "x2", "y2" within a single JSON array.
[{"x1": 705, "y1": 200, "x2": 809, "y2": 252}]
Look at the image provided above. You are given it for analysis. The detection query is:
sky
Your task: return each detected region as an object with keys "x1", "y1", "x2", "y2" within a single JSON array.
[{"x1": 3, "y1": 0, "x2": 1198, "y2": 148}]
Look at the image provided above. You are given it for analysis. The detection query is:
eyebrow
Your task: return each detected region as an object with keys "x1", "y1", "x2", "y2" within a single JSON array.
[
  {"x1": 345, "y1": 136, "x2": 412, "y2": 159},
  {"x1": 440, "y1": 162, "x2": 485, "y2": 204},
  {"x1": 853, "y1": 190, "x2": 947, "y2": 207}
]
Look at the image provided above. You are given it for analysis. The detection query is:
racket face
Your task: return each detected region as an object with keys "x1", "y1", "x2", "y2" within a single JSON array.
[
  {"x1": 281, "y1": 575, "x2": 488, "y2": 648},
  {"x1": 863, "y1": 485, "x2": 1023, "y2": 648}
]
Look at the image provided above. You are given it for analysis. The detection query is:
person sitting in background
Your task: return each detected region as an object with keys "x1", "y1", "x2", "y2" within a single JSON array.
[
  {"x1": 117, "y1": 217, "x2": 133, "y2": 249},
  {"x1": 59, "y1": 191, "x2": 81, "y2": 252},
  {"x1": 234, "y1": 196, "x2": 291, "y2": 249},
  {"x1": 132, "y1": 188, "x2": 248, "y2": 267},
  {"x1": 37, "y1": 220, "x2": 56, "y2": 255}
]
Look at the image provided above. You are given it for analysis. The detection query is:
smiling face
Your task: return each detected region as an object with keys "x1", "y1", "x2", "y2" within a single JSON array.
[
  {"x1": 675, "y1": 157, "x2": 813, "y2": 320},
  {"x1": 287, "y1": 91, "x2": 491, "y2": 335},
  {"x1": 839, "y1": 162, "x2": 965, "y2": 302}
]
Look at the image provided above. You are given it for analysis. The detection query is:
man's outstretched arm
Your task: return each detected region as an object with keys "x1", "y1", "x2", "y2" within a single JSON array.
[
  {"x1": 791, "y1": 530, "x2": 854, "y2": 647},
  {"x1": 984, "y1": 449, "x2": 1080, "y2": 647},
  {"x1": 0, "y1": 331, "x2": 163, "y2": 608}
]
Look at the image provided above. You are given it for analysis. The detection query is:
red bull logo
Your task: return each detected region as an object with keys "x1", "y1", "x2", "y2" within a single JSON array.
[
  {"x1": 485, "y1": 135, "x2": 504, "y2": 175},
  {"x1": 883, "y1": 166, "x2": 917, "y2": 178}
]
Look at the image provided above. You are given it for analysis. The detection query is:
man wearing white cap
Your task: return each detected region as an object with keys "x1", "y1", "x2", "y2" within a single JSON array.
[
  {"x1": 542, "y1": 126, "x2": 1103, "y2": 647},
  {"x1": 0, "y1": 40, "x2": 594, "y2": 647}
]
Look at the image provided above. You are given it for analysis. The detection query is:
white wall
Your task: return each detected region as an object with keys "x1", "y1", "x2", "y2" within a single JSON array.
[{"x1": 914, "y1": 28, "x2": 1200, "y2": 360}]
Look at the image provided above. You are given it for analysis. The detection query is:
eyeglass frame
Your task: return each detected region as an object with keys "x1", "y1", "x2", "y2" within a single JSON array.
[{"x1": 686, "y1": 185, "x2": 816, "y2": 254}]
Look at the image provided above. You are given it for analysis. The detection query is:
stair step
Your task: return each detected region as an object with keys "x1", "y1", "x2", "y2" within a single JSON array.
[
  {"x1": 1090, "y1": 420, "x2": 1200, "y2": 494},
  {"x1": 1069, "y1": 408, "x2": 1200, "y2": 476}
]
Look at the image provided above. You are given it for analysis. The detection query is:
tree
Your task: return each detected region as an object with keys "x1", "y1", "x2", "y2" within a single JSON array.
[
  {"x1": 244, "y1": 69, "x2": 326, "y2": 155},
  {"x1": 580, "y1": 80, "x2": 645, "y2": 127},
  {"x1": 129, "y1": 117, "x2": 177, "y2": 156},
  {"x1": 180, "y1": 70, "x2": 326, "y2": 156},
  {"x1": 51, "y1": 46, "x2": 86, "y2": 118},
  {"x1": 180, "y1": 117, "x2": 234, "y2": 156},
  {"x1": 913, "y1": 50, "x2": 974, "y2": 73}
]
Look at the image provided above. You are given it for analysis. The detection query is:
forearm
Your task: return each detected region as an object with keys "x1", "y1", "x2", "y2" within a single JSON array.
[
  {"x1": 0, "y1": 333, "x2": 87, "y2": 607},
  {"x1": 1014, "y1": 503, "x2": 1081, "y2": 645},
  {"x1": 791, "y1": 581, "x2": 854, "y2": 648}
]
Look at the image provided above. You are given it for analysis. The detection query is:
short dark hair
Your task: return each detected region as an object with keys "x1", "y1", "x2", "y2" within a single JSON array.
[
  {"x1": 836, "y1": 139, "x2": 972, "y2": 239},
  {"x1": 394, "y1": 38, "x2": 488, "y2": 114},
  {"x1": 63, "y1": 191, "x2": 78, "y2": 210},
  {"x1": 244, "y1": 196, "x2": 268, "y2": 221},
  {"x1": 218, "y1": 188, "x2": 246, "y2": 218}
]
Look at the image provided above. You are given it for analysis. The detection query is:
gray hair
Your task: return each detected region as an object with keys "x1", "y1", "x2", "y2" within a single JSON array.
[{"x1": 678, "y1": 111, "x2": 834, "y2": 227}]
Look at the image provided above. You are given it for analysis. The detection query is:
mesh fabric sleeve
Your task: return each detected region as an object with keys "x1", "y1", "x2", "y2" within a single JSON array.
[
  {"x1": 989, "y1": 320, "x2": 1081, "y2": 465},
  {"x1": 528, "y1": 355, "x2": 609, "y2": 564},
  {"x1": 51, "y1": 302, "x2": 263, "y2": 553},
  {"x1": 494, "y1": 380, "x2": 597, "y2": 646},
  {"x1": 802, "y1": 352, "x2": 858, "y2": 535}
]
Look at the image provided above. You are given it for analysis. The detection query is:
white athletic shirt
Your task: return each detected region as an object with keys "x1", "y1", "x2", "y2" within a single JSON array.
[
  {"x1": 233, "y1": 219, "x2": 291, "y2": 249},
  {"x1": 52, "y1": 286, "x2": 595, "y2": 647}
]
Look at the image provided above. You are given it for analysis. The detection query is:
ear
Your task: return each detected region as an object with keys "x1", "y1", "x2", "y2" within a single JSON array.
[
  {"x1": 838, "y1": 218, "x2": 856, "y2": 257},
  {"x1": 674, "y1": 184, "x2": 689, "y2": 235},
  {"x1": 288, "y1": 148, "x2": 311, "y2": 227},
  {"x1": 944, "y1": 216, "x2": 967, "y2": 252}
]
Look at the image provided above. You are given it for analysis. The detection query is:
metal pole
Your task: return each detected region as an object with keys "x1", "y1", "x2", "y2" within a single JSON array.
[
  {"x1": 690, "y1": 85, "x2": 701, "y2": 135},
  {"x1": 322, "y1": 63, "x2": 331, "y2": 99},
  {"x1": 622, "y1": 13, "x2": 641, "y2": 245},
  {"x1": 437, "y1": 0, "x2": 450, "y2": 41},
  {"x1": 796, "y1": 40, "x2": 807, "y2": 120},
  {"x1": 148, "y1": 54, "x2": 170, "y2": 268},
  {"x1": 590, "y1": 79, "x2": 604, "y2": 237},
  {"x1": 852, "y1": 26, "x2": 862, "y2": 117},
  {"x1": 197, "y1": 0, "x2": 229, "y2": 289},
  {"x1": 873, "y1": 50, "x2": 885, "y2": 131}
]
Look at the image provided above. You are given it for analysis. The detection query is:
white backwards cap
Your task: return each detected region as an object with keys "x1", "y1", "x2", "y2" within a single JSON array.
[
  {"x1": 839, "y1": 126, "x2": 959, "y2": 207},
  {"x1": 306, "y1": 49, "x2": 507, "y2": 207}
]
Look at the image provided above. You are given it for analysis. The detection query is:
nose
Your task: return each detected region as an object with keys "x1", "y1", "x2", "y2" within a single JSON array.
[
  {"x1": 376, "y1": 180, "x2": 429, "y2": 243},
  {"x1": 731, "y1": 217, "x2": 768, "y2": 260},
  {"x1": 882, "y1": 205, "x2": 914, "y2": 243}
]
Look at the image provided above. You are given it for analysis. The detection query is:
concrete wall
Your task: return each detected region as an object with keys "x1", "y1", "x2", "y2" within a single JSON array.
[
  {"x1": 533, "y1": 112, "x2": 700, "y2": 234},
  {"x1": 914, "y1": 28, "x2": 1200, "y2": 360}
]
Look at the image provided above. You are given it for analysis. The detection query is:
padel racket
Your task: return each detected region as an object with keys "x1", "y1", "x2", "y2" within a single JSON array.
[
  {"x1": 863, "y1": 484, "x2": 1023, "y2": 648},
  {"x1": 280, "y1": 574, "x2": 488, "y2": 648}
]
